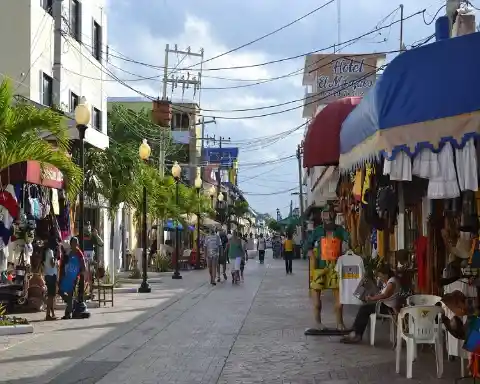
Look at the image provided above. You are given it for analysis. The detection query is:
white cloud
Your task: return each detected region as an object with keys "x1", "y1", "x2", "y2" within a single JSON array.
[{"x1": 106, "y1": 11, "x2": 306, "y2": 213}]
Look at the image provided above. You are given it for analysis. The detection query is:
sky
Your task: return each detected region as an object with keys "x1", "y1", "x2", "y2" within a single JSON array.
[{"x1": 103, "y1": 0, "x2": 451, "y2": 218}]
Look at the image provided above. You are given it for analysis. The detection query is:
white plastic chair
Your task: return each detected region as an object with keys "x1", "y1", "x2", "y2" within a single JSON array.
[
  {"x1": 369, "y1": 301, "x2": 396, "y2": 347},
  {"x1": 406, "y1": 294, "x2": 442, "y2": 306},
  {"x1": 395, "y1": 305, "x2": 444, "y2": 379}
]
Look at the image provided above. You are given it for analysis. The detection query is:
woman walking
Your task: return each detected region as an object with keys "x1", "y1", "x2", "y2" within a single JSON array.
[
  {"x1": 204, "y1": 228, "x2": 221, "y2": 285},
  {"x1": 227, "y1": 232, "x2": 244, "y2": 284},
  {"x1": 44, "y1": 237, "x2": 59, "y2": 321},
  {"x1": 283, "y1": 233, "x2": 294, "y2": 274}
]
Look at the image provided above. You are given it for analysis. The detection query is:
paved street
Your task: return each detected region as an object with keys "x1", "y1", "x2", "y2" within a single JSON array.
[{"x1": 1, "y1": 251, "x2": 464, "y2": 383}]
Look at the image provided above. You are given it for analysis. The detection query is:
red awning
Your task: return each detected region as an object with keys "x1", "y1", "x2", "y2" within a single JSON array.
[
  {"x1": 303, "y1": 97, "x2": 362, "y2": 168},
  {"x1": 0, "y1": 161, "x2": 64, "y2": 189}
]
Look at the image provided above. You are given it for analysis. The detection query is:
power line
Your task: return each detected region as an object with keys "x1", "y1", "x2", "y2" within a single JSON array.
[
  {"x1": 103, "y1": 8, "x2": 426, "y2": 72},
  {"x1": 184, "y1": 0, "x2": 336, "y2": 69}
]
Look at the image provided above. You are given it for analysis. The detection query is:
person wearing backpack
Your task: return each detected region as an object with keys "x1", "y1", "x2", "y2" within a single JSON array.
[{"x1": 257, "y1": 234, "x2": 266, "y2": 264}]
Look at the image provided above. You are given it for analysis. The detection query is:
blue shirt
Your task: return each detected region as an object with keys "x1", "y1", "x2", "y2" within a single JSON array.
[{"x1": 60, "y1": 253, "x2": 81, "y2": 293}]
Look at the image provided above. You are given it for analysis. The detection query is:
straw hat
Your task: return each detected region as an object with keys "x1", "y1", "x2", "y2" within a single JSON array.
[{"x1": 451, "y1": 237, "x2": 472, "y2": 260}]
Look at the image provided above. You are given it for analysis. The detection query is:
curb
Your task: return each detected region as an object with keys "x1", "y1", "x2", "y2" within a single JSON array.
[
  {"x1": 113, "y1": 287, "x2": 138, "y2": 294},
  {"x1": 0, "y1": 324, "x2": 34, "y2": 336}
]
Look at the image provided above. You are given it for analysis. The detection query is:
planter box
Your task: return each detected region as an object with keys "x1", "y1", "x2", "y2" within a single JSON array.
[{"x1": 0, "y1": 324, "x2": 33, "y2": 336}]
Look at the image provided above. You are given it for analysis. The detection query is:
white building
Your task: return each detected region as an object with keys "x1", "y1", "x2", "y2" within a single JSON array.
[{"x1": 0, "y1": 1, "x2": 119, "y2": 275}]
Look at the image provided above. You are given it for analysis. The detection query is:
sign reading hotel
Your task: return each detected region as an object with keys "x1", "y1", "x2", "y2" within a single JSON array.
[{"x1": 302, "y1": 53, "x2": 385, "y2": 118}]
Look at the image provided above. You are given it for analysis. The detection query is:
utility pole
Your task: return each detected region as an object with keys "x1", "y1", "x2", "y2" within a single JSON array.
[
  {"x1": 399, "y1": 4, "x2": 404, "y2": 51},
  {"x1": 158, "y1": 44, "x2": 203, "y2": 250},
  {"x1": 203, "y1": 136, "x2": 232, "y2": 230},
  {"x1": 296, "y1": 144, "x2": 306, "y2": 248},
  {"x1": 52, "y1": 0, "x2": 62, "y2": 107}
]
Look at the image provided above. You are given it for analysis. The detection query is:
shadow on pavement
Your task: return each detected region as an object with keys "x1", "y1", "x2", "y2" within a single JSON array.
[{"x1": 0, "y1": 281, "x2": 209, "y2": 384}]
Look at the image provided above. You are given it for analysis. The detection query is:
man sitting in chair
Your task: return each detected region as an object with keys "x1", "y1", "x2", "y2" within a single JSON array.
[{"x1": 341, "y1": 263, "x2": 401, "y2": 344}]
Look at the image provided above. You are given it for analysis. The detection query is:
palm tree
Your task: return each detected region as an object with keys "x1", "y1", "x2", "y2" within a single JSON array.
[{"x1": 0, "y1": 79, "x2": 82, "y2": 199}]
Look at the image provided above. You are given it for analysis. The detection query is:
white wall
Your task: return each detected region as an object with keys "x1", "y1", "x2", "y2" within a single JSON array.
[
  {"x1": 0, "y1": 1, "x2": 108, "y2": 149},
  {"x1": 0, "y1": 1, "x2": 33, "y2": 96}
]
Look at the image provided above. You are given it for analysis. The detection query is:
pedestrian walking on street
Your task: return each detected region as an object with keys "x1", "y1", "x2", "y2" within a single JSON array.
[
  {"x1": 247, "y1": 233, "x2": 256, "y2": 260},
  {"x1": 205, "y1": 229, "x2": 222, "y2": 286},
  {"x1": 283, "y1": 233, "x2": 294, "y2": 274},
  {"x1": 43, "y1": 237, "x2": 59, "y2": 321},
  {"x1": 227, "y1": 231, "x2": 243, "y2": 284},
  {"x1": 257, "y1": 233, "x2": 266, "y2": 264},
  {"x1": 59, "y1": 237, "x2": 86, "y2": 320},
  {"x1": 218, "y1": 230, "x2": 229, "y2": 282},
  {"x1": 240, "y1": 235, "x2": 248, "y2": 282}
]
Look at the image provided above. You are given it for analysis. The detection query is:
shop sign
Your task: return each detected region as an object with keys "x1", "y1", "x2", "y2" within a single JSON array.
[
  {"x1": 302, "y1": 53, "x2": 385, "y2": 118},
  {"x1": 203, "y1": 147, "x2": 239, "y2": 167}
]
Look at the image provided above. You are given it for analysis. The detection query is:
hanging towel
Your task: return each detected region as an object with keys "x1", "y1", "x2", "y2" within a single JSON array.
[
  {"x1": 352, "y1": 171, "x2": 362, "y2": 201},
  {"x1": 415, "y1": 236, "x2": 428, "y2": 292}
]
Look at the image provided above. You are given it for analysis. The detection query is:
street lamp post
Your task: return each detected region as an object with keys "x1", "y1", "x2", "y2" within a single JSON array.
[
  {"x1": 194, "y1": 176, "x2": 202, "y2": 270},
  {"x1": 74, "y1": 101, "x2": 90, "y2": 306},
  {"x1": 171, "y1": 161, "x2": 183, "y2": 280},
  {"x1": 218, "y1": 192, "x2": 224, "y2": 228},
  {"x1": 138, "y1": 139, "x2": 152, "y2": 293},
  {"x1": 209, "y1": 186, "x2": 216, "y2": 209}
]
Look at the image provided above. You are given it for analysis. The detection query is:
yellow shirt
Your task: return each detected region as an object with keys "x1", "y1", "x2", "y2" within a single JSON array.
[{"x1": 284, "y1": 239, "x2": 293, "y2": 252}]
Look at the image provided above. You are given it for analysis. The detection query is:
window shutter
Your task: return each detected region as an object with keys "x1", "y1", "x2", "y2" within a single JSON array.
[
  {"x1": 39, "y1": 71, "x2": 43, "y2": 104},
  {"x1": 78, "y1": 1, "x2": 83, "y2": 42}
]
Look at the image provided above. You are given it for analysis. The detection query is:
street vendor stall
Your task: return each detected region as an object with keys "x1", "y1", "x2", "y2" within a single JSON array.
[
  {"x1": 302, "y1": 97, "x2": 363, "y2": 335},
  {"x1": 338, "y1": 31, "x2": 480, "y2": 378}
]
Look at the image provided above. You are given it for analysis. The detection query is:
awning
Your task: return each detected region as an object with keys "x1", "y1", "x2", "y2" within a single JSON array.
[
  {"x1": 339, "y1": 32, "x2": 480, "y2": 170},
  {"x1": 0, "y1": 161, "x2": 63, "y2": 189},
  {"x1": 201, "y1": 217, "x2": 222, "y2": 228},
  {"x1": 303, "y1": 97, "x2": 361, "y2": 168}
]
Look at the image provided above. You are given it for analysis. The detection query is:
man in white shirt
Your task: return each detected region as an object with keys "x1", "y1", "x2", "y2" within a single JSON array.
[{"x1": 257, "y1": 234, "x2": 266, "y2": 264}]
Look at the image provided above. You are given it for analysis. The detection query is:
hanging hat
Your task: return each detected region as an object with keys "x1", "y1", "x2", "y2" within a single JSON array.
[{"x1": 451, "y1": 237, "x2": 472, "y2": 260}]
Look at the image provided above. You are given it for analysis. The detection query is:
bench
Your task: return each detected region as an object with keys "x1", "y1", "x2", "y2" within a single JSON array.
[{"x1": 93, "y1": 283, "x2": 114, "y2": 307}]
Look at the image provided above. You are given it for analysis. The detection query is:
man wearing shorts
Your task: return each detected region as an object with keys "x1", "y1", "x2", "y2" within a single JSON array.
[{"x1": 205, "y1": 229, "x2": 221, "y2": 285}]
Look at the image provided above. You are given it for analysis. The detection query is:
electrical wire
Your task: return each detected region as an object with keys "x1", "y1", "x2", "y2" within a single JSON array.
[
  {"x1": 102, "y1": 8, "x2": 426, "y2": 72},
  {"x1": 183, "y1": 0, "x2": 336, "y2": 69},
  {"x1": 422, "y1": 4, "x2": 446, "y2": 24}
]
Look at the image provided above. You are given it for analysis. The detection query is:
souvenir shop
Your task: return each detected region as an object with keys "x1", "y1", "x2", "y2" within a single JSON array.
[
  {"x1": 302, "y1": 26, "x2": 480, "y2": 379},
  {"x1": 336, "y1": 30, "x2": 480, "y2": 379},
  {"x1": 0, "y1": 161, "x2": 75, "y2": 311}
]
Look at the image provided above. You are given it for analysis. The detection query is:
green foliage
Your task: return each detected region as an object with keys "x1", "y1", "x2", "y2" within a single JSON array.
[
  {"x1": 84, "y1": 105, "x2": 212, "y2": 224},
  {"x1": 267, "y1": 219, "x2": 281, "y2": 233},
  {"x1": 0, "y1": 79, "x2": 82, "y2": 200},
  {"x1": 154, "y1": 252, "x2": 171, "y2": 272}
]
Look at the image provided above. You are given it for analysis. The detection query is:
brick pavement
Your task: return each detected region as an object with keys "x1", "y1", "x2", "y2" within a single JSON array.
[{"x1": 0, "y1": 252, "x2": 466, "y2": 383}]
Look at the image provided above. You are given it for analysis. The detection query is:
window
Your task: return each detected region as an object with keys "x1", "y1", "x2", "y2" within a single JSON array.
[
  {"x1": 70, "y1": 91, "x2": 79, "y2": 112},
  {"x1": 92, "y1": 21, "x2": 102, "y2": 61},
  {"x1": 70, "y1": 0, "x2": 81, "y2": 42},
  {"x1": 92, "y1": 107, "x2": 102, "y2": 130},
  {"x1": 41, "y1": 0, "x2": 53, "y2": 15},
  {"x1": 42, "y1": 73, "x2": 53, "y2": 106}
]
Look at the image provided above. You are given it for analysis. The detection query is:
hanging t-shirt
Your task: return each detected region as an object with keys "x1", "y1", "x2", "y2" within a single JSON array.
[{"x1": 335, "y1": 252, "x2": 364, "y2": 305}]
